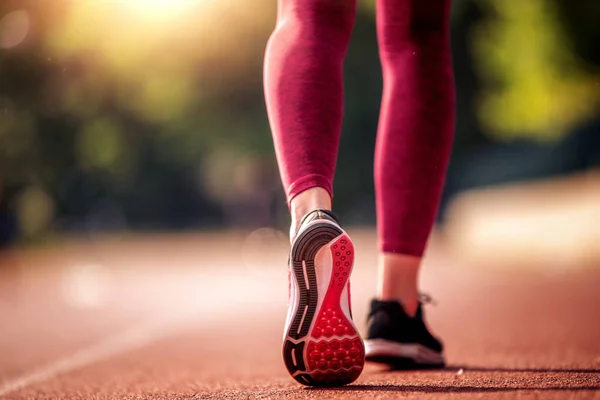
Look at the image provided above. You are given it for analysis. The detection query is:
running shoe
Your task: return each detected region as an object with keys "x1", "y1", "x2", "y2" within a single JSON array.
[
  {"x1": 364, "y1": 298, "x2": 445, "y2": 369},
  {"x1": 282, "y1": 209, "x2": 365, "y2": 386}
]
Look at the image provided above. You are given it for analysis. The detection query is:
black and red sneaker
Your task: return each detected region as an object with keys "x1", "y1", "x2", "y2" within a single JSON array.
[
  {"x1": 282, "y1": 209, "x2": 365, "y2": 386},
  {"x1": 364, "y1": 298, "x2": 445, "y2": 369}
]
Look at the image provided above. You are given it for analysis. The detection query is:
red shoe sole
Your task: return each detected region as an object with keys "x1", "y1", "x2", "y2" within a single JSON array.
[{"x1": 283, "y1": 224, "x2": 364, "y2": 386}]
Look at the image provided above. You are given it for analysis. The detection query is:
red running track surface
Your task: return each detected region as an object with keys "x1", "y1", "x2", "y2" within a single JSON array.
[{"x1": 0, "y1": 231, "x2": 599, "y2": 399}]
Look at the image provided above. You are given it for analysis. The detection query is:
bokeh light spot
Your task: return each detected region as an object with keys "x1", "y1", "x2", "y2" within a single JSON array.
[
  {"x1": 15, "y1": 186, "x2": 55, "y2": 238},
  {"x1": 61, "y1": 264, "x2": 111, "y2": 309},
  {"x1": 0, "y1": 10, "x2": 29, "y2": 49},
  {"x1": 76, "y1": 118, "x2": 126, "y2": 171},
  {"x1": 241, "y1": 227, "x2": 288, "y2": 274}
]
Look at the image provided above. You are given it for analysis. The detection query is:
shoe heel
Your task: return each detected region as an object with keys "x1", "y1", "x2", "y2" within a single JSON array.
[{"x1": 284, "y1": 228, "x2": 364, "y2": 386}]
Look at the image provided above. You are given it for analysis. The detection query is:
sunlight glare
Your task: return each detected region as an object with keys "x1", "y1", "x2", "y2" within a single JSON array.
[{"x1": 122, "y1": 0, "x2": 202, "y2": 21}]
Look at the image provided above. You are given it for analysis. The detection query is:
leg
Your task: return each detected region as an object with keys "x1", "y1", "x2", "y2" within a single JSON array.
[
  {"x1": 265, "y1": 0, "x2": 364, "y2": 387},
  {"x1": 289, "y1": 187, "x2": 331, "y2": 242},
  {"x1": 264, "y1": 0, "x2": 356, "y2": 239},
  {"x1": 364, "y1": 0, "x2": 453, "y2": 370},
  {"x1": 374, "y1": 0, "x2": 455, "y2": 316}
]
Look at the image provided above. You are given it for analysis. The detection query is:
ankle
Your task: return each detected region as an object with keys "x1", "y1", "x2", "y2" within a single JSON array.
[
  {"x1": 376, "y1": 253, "x2": 422, "y2": 317},
  {"x1": 289, "y1": 187, "x2": 332, "y2": 240},
  {"x1": 377, "y1": 294, "x2": 419, "y2": 317}
]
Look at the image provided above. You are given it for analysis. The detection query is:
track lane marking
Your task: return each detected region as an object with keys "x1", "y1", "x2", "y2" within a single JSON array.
[
  {"x1": 0, "y1": 270, "x2": 284, "y2": 398},
  {"x1": 0, "y1": 316, "x2": 192, "y2": 397}
]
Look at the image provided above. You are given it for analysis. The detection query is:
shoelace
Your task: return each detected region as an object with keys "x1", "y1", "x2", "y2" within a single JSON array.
[{"x1": 419, "y1": 293, "x2": 438, "y2": 306}]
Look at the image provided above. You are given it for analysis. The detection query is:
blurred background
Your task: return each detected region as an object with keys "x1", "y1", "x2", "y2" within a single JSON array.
[{"x1": 0, "y1": 0, "x2": 599, "y2": 267}]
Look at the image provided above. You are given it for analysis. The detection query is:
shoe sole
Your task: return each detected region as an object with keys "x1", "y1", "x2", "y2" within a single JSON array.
[
  {"x1": 283, "y1": 221, "x2": 365, "y2": 386},
  {"x1": 364, "y1": 339, "x2": 444, "y2": 369}
]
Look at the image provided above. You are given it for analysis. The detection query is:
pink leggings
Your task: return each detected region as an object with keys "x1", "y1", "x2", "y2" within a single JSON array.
[{"x1": 264, "y1": 0, "x2": 455, "y2": 256}]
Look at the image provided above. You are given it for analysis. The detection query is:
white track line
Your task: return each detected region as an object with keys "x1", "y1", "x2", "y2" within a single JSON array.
[
  {"x1": 0, "y1": 271, "x2": 283, "y2": 398},
  {"x1": 0, "y1": 316, "x2": 190, "y2": 397}
]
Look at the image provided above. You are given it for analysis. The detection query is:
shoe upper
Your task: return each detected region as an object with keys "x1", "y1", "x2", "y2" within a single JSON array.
[
  {"x1": 366, "y1": 298, "x2": 443, "y2": 353},
  {"x1": 298, "y1": 207, "x2": 351, "y2": 302},
  {"x1": 298, "y1": 209, "x2": 340, "y2": 230},
  {"x1": 287, "y1": 208, "x2": 354, "y2": 320}
]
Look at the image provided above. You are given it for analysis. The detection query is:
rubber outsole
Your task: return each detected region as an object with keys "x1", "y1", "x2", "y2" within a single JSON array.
[{"x1": 283, "y1": 223, "x2": 365, "y2": 386}]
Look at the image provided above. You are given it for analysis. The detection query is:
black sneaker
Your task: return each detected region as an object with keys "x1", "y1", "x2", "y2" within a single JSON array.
[
  {"x1": 282, "y1": 209, "x2": 365, "y2": 386},
  {"x1": 364, "y1": 298, "x2": 445, "y2": 369}
]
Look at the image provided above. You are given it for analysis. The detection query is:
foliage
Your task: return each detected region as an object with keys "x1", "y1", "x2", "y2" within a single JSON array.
[
  {"x1": 0, "y1": 0, "x2": 598, "y2": 243},
  {"x1": 472, "y1": 0, "x2": 600, "y2": 141}
]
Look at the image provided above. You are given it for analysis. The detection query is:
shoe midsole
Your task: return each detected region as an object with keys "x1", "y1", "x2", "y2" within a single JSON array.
[{"x1": 364, "y1": 339, "x2": 444, "y2": 364}]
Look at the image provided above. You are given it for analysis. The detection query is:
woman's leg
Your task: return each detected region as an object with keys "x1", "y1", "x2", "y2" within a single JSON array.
[
  {"x1": 264, "y1": 0, "x2": 356, "y2": 238},
  {"x1": 265, "y1": 0, "x2": 364, "y2": 387},
  {"x1": 374, "y1": 0, "x2": 455, "y2": 316}
]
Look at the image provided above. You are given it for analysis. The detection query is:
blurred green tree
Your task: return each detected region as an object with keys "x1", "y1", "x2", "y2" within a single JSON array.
[
  {"x1": 0, "y1": 0, "x2": 599, "y2": 244},
  {"x1": 472, "y1": 0, "x2": 600, "y2": 141}
]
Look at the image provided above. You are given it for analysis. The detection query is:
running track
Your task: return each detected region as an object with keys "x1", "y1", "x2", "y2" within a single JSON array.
[{"x1": 1, "y1": 230, "x2": 599, "y2": 399}]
